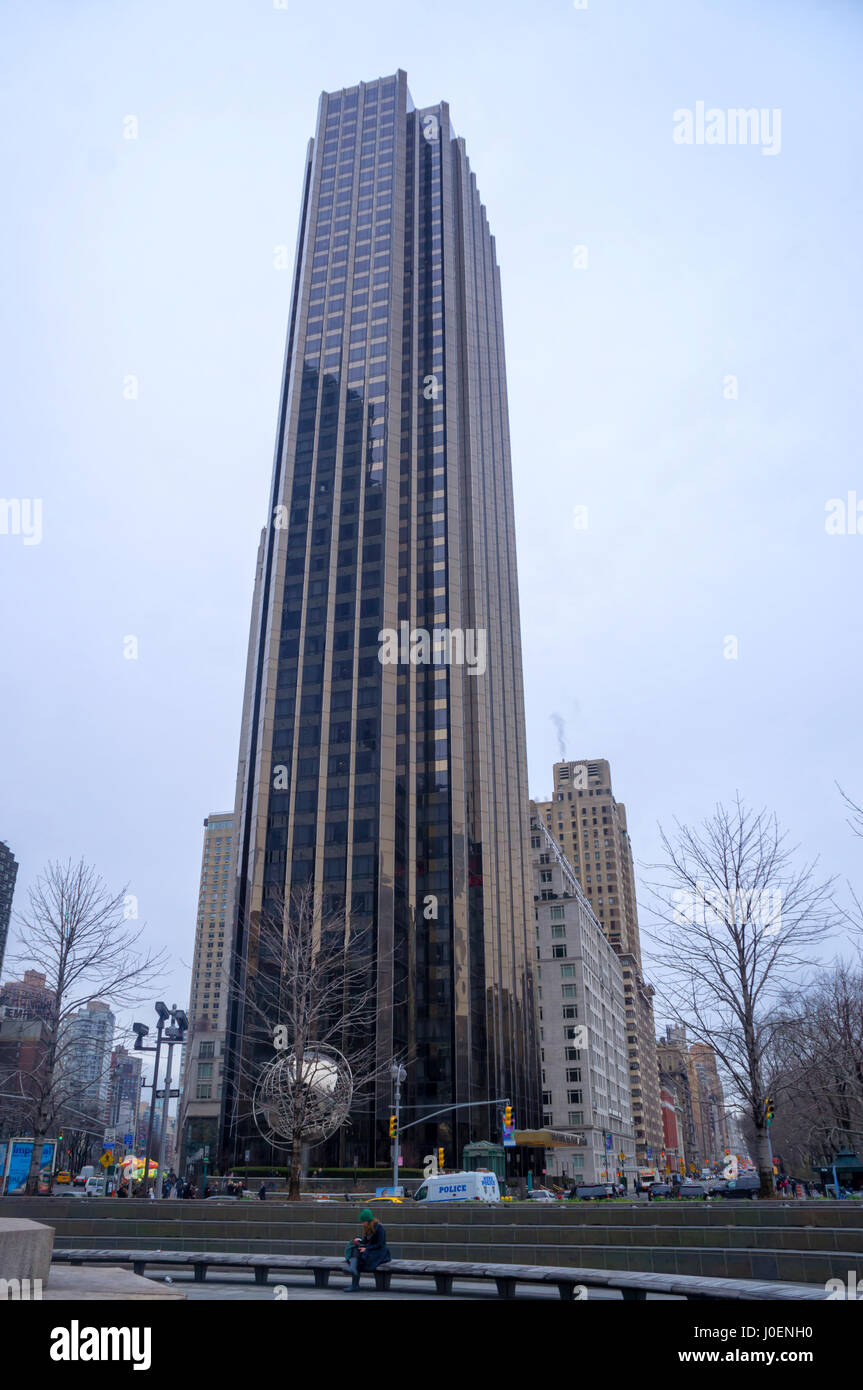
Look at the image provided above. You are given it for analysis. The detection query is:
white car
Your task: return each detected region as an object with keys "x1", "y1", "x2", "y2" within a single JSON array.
[{"x1": 528, "y1": 1188, "x2": 559, "y2": 1201}]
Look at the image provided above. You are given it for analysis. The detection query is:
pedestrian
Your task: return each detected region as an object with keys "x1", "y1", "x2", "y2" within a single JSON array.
[
  {"x1": 343, "y1": 1207, "x2": 392, "y2": 1293},
  {"x1": 148, "y1": 1188, "x2": 155, "y2": 1201},
  {"x1": 258, "y1": 1183, "x2": 267, "y2": 1201}
]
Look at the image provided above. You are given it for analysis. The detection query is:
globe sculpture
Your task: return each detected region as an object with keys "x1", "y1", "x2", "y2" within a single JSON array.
[{"x1": 253, "y1": 1043, "x2": 353, "y2": 1149}]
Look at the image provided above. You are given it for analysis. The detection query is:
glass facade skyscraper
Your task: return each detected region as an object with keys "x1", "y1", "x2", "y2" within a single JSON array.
[
  {"x1": 220, "y1": 71, "x2": 539, "y2": 1169},
  {"x1": 0, "y1": 842, "x2": 19, "y2": 981}
]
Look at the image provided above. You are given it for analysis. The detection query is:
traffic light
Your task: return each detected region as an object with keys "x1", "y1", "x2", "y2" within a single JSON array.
[
  {"x1": 765, "y1": 1096, "x2": 774, "y2": 1126},
  {"x1": 437, "y1": 1147, "x2": 445, "y2": 1172},
  {"x1": 503, "y1": 1103, "x2": 512, "y2": 1127},
  {"x1": 388, "y1": 1115, "x2": 396, "y2": 1139}
]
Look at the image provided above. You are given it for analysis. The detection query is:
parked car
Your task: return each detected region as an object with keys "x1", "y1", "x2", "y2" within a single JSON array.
[
  {"x1": 648, "y1": 1182, "x2": 674, "y2": 1199},
  {"x1": 528, "y1": 1188, "x2": 559, "y2": 1201},
  {"x1": 570, "y1": 1183, "x2": 614, "y2": 1200},
  {"x1": 676, "y1": 1182, "x2": 709, "y2": 1199},
  {"x1": 717, "y1": 1175, "x2": 760, "y2": 1199}
]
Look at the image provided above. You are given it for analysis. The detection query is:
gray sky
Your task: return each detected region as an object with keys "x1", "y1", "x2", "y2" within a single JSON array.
[{"x1": 1, "y1": 0, "x2": 861, "y2": 1036}]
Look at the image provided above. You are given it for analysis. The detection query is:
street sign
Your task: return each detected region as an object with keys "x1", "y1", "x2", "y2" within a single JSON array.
[
  {"x1": 618, "y1": 1152, "x2": 626, "y2": 1162},
  {"x1": 123, "y1": 1133, "x2": 134, "y2": 1147},
  {"x1": 155, "y1": 1088, "x2": 180, "y2": 1099},
  {"x1": 100, "y1": 1151, "x2": 113, "y2": 1168}
]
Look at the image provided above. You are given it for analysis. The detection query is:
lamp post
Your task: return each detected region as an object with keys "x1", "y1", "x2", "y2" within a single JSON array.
[
  {"x1": 134, "y1": 1001, "x2": 171, "y2": 1197},
  {"x1": 391, "y1": 1061, "x2": 407, "y2": 1194},
  {"x1": 156, "y1": 1007, "x2": 188, "y2": 1195}
]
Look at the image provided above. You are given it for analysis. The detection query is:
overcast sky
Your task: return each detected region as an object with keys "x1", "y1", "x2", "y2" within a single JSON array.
[{"x1": 1, "y1": 0, "x2": 861, "y2": 1043}]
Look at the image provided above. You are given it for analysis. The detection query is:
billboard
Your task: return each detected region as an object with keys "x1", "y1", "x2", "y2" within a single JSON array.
[{"x1": 1, "y1": 1139, "x2": 57, "y2": 1193}]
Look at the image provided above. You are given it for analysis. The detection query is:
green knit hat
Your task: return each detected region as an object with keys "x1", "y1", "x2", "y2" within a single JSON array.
[{"x1": 360, "y1": 1207, "x2": 374, "y2": 1221}]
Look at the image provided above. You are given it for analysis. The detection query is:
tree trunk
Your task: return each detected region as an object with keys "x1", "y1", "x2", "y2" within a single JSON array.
[
  {"x1": 288, "y1": 1138, "x2": 302, "y2": 1201},
  {"x1": 24, "y1": 1127, "x2": 48, "y2": 1196},
  {"x1": 754, "y1": 1122, "x2": 775, "y2": 1199}
]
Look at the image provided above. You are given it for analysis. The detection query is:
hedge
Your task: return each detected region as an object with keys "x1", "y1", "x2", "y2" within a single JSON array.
[{"x1": 221, "y1": 1167, "x2": 423, "y2": 1180}]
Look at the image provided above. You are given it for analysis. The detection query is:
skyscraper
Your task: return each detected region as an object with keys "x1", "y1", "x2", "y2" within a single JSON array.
[
  {"x1": 529, "y1": 806, "x2": 634, "y2": 1185},
  {"x1": 0, "y1": 842, "x2": 19, "y2": 979},
  {"x1": 178, "y1": 812, "x2": 233, "y2": 1173},
  {"x1": 58, "y1": 1000, "x2": 116, "y2": 1133},
  {"x1": 536, "y1": 760, "x2": 664, "y2": 1168},
  {"x1": 220, "y1": 71, "x2": 539, "y2": 1169}
]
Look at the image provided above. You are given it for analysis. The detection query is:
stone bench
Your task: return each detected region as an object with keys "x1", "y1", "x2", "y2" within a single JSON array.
[{"x1": 51, "y1": 1249, "x2": 829, "y2": 1300}]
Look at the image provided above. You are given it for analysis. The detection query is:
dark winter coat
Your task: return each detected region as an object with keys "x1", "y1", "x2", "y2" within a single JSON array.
[{"x1": 350, "y1": 1220, "x2": 391, "y2": 1270}]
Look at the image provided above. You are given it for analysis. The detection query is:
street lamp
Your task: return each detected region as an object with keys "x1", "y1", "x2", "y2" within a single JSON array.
[
  {"x1": 155, "y1": 1007, "x2": 189, "y2": 1193},
  {"x1": 135, "y1": 1013, "x2": 166, "y2": 1197},
  {"x1": 135, "y1": 1002, "x2": 186, "y2": 1197},
  {"x1": 390, "y1": 1061, "x2": 407, "y2": 1194}
]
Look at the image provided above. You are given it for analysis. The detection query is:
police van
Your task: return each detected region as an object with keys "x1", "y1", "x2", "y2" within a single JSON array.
[{"x1": 413, "y1": 1171, "x2": 501, "y2": 1203}]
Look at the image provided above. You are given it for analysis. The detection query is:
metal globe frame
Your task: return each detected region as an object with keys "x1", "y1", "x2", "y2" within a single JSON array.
[{"x1": 253, "y1": 1043, "x2": 353, "y2": 1150}]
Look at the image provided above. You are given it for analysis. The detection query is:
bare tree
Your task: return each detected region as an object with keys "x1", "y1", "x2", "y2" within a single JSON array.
[
  {"x1": 646, "y1": 798, "x2": 838, "y2": 1198},
  {"x1": 228, "y1": 883, "x2": 395, "y2": 1201},
  {"x1": 771, "y1": 963, "x2": 863, "y2": 1172},
  {"x1": 4, "y1": 859, "x2": 166, "y2": 1194},
  {"x1": 837, "y1": 785, "x2": 863, "y2": 949}
]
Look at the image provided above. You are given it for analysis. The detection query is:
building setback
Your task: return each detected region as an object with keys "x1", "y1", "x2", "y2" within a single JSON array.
[
  {"x1": 220, "y1": 70, "x2": 539, "y2": 1169},
  {"x1": 530, "y1": 806, "x2": 634, "y2": 1185},
  {"x1": 535, "y1": 760, "x2": 664, "y2": 1168}
]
